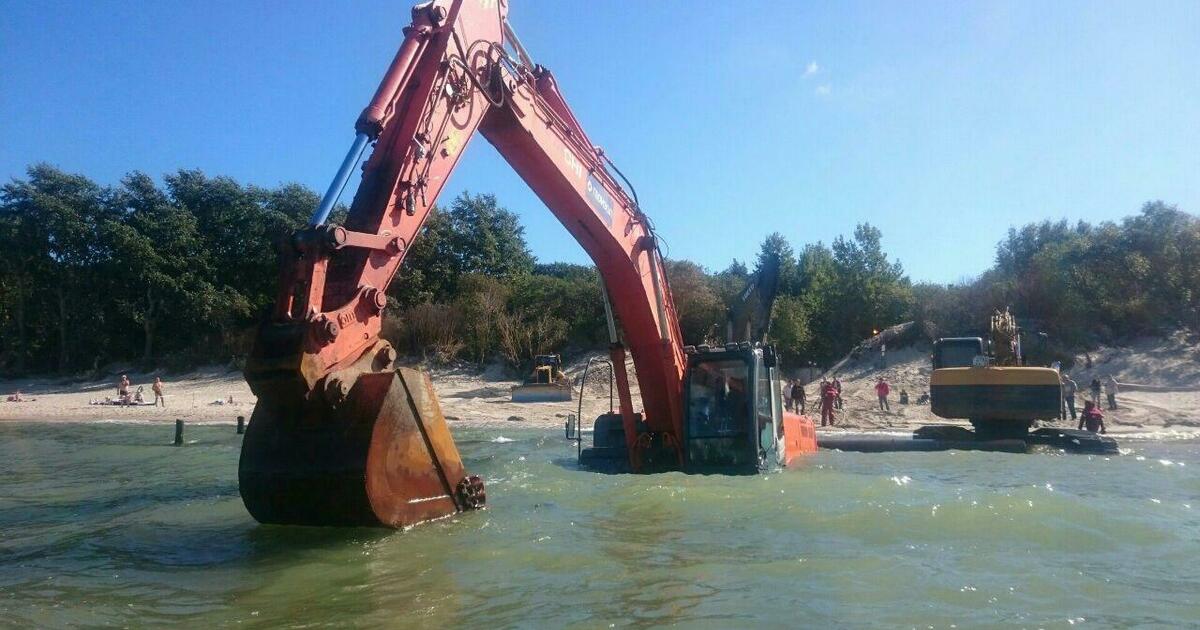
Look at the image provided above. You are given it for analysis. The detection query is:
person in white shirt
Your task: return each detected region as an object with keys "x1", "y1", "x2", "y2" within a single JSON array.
[{"x1": 1104, "y1": 375, "x2": 1119, "y2": 410}]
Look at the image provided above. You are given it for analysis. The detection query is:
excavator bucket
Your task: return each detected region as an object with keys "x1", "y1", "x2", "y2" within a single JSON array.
[
  {"x1": 511, "y1": 382, "x2": 573, "y2": 402},
  {"x1": 239, "y1": 367, "x2": 484, "y2": 528}
]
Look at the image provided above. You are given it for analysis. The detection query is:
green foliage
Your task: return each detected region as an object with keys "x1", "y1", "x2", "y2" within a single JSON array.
[
  {"x1": 736, "y1": 227, "x2": 915, "y2": 368},
  {"x1": 1, "y1": 165, "x2": 115, "y2": 371},
  {"x1": 390, "y1": 192, "x2": 534, "y2": 306},
  {"x1": 0, "y1": 165, "x2": 310, "y2": 372},
  {"x1": 1, "y1": 162, "x2": 1194, "y2": 377},
  {"x1": 829, "y1": 224, "x2": 914, "y2": 344},
  {"x1": 664, "y1": 260, "x2": 724, "y2": 344},
  {"x1": 976, "y1": 201, "x2": 1200, "y2": 343},
  {"x1": 755, "y1": 232, "x2": 800, "y2": 293},
  {"x1": 769, "y1": 294, "x2": 811, "y2": 366}
]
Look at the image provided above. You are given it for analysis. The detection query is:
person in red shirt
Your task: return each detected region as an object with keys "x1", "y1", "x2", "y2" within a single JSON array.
[
  {"x1": 819, "y1": 380, "x2": 838, "y2": 427},
  {"x1": 1078, "y1": 400, "x2": 1106, "y2": 433},
  {"x1": 875, "y1": 377, "x2": 891, "y2": 412}
]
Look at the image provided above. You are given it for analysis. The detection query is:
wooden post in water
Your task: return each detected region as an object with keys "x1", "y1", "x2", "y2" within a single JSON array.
[
  {"x1": 174, "y1": 419, "x2": 184, "y2": 446},
  {"x1": 236, "y1": 416, "x2": 245, "y2": 434}
]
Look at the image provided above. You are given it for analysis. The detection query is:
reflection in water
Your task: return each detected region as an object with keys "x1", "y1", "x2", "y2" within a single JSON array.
[
  {"x1": 1, "y1": 423, "x2": 1198, "y2": 627},
  {"x1": 589, "y1": 482, "x2": 705, "y2": 627}
]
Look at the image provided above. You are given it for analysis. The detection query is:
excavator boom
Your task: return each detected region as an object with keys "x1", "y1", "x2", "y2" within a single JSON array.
[
  {"x1": 240, "y1": 0, "x2": 814, "y2": 529},
  {"x1": 240, "y1": 0, "x2": 685, "y2": 527}
]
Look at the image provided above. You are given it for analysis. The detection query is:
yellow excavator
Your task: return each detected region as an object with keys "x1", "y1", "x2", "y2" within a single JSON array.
[
  {"x1": 926, "y1": 309, "x2": 1117, "y2": 453},
  {"x1": 820, "y1": 310, "x2": 1116, "y2": 454},
  {"x1": 511, "y1": 354, "x2": 572, "y2": 402},
  {"x1": 929, "y1": 309, "x2": 1059, "y2": 437}
]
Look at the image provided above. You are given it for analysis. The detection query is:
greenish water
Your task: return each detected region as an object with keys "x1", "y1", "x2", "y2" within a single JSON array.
[{"x1": 1, "y1": 423, "x2": 1198, "y2": 628}]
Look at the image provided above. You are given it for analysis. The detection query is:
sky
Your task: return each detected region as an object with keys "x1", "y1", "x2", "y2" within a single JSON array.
[{"x1": 2, "y1": 0, "x2": 1197, "y2": 283}]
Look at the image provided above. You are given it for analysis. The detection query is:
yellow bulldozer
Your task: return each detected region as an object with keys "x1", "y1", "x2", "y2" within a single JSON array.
[{"x1": 511, "y1": 354, "x2": 573, "y2": 403}]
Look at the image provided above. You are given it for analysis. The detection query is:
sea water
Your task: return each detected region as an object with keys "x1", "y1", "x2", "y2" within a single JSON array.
[{"x1": 1, "y1": 423, "x2": 1197, "y2": 628}]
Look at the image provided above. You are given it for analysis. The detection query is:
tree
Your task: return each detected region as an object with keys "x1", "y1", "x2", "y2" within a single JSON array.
[
  {"x1": 165, "y1": 170, "x2": 301, "y2": 320},
  {"x1": 104, "y1": 173, "x2": 221, "y2": 363},
  {"x1": 390, "y1": 192, "x2": 534, "y2": 305},
  {"x1": 770, "y1": 294, "x2": 811, "y2": 366},
  {"x1": 830, "y1": 223, "x2": 912, "y2": 345},
  {"x1": 3, "y1": 157, "x2": 1195, "y2": 377},
  {"x1": 754, "y1": 232, "x2": 799, "y2": 294},
  {"x1": 711, "y1": 259, "x2": 750, "y2": 313},
  {"x1": 0, "y1": 165, "x2": 114, "y2": 372},
  {"x1": 790, "y1": 242, "x2": 839, "y2": 364},
  {"x1": 664, "y1": 260, "x2": 723, "y2": 344}
]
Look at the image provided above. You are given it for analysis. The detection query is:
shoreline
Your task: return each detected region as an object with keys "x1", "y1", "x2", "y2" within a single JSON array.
[
  {"x1": 2, "y1": 406, "x2": 1197, "y2": 442},
  {"x1": 4, "y1": 337, "x2": 1198, "y2": 438}
]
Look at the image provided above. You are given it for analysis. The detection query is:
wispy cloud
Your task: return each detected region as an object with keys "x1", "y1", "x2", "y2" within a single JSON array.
[
  {"x1": 815, "y1": 84, "x2": 831, "y2": 96},
  {"x1": 804, "y1": 61, "x2": 820, "y2": 77}
]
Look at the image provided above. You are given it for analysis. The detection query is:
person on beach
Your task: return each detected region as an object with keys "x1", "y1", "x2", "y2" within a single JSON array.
[
  {"x1": 7, "y1": 390, "x2": 22, "y2": 402},
  {"x1": 899, "y1": 389, "x2": 909, "y2": 405},
  {"x1": 116, "y1": 375, "x2": 133, "y2": 404},
  {"x1": 152, "y1": 377, "x2": 165, "y2": 407},
  {"x1": 819, "y1": 380, "x2": 837, "y2": 427},
  {"x1": 832, "y1": 377, "x2": 843, "y2": 410},
  {"x1": 1090, "y1": 378, "x2": 1102, "y2": 404},
  {"x1": 1062, "y1": 374, "x2": 1078, "y2": 420},
  {"x1": 1104, "y1": 375, "x2": 1119, "y2": 410},
  {"x1": 875, "y1": 377, "x2": 890, "y2": 411},
  {"x1": 1078, "y1": 400, "x2": 1106, "y2": 434},
  {"x1": 792, "y1": 381, "x2": 806, "y2": 415}
]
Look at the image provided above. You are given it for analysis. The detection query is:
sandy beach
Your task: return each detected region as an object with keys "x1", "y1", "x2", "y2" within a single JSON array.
[{"x1": 3, "y1": 334, "x2": 1197, "y2": 437}]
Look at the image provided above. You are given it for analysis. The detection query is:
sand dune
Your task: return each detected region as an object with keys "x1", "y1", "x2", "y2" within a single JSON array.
[{"x1": 813, "y1": 332, "x2": 1200, "y2": 436}]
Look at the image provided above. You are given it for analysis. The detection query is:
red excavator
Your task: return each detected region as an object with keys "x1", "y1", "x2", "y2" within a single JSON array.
[{"x1": 239, "y1": 0, "x2": 817, "y2": 529}]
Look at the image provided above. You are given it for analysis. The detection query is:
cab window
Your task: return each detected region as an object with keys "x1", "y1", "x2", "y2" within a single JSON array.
[
  {"x1": 935, "y1": 341, "x2": 982, "y2": 368},
  {"x1": 687, "y1": 359, "x2": 749, "y2": 438},
  {"x1": 755, "y1": 357, "x2": 774, "y2": 450}
]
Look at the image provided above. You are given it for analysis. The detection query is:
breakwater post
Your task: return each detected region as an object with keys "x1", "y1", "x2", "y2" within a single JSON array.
[
  {"x1": 174, "y1": 419, "x2": 184, "y2": 446},
  {"x1": 237, "y1": 416, "x2": 245, "y2": 434}
]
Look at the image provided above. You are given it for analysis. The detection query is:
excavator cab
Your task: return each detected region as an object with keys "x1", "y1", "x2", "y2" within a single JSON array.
[
  {"x1": 682, "y1": 343, "x2": 783, "y2": 474},
  {"x1": 572, "y1": 343, "x2": 801, "y2": 475},
  {"x1": 932, "y1": 337, "x2": 986, "y2": 368}
]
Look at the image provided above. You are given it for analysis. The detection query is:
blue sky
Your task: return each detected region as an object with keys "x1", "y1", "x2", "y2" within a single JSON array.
[{"x1": 3, "y1": 0, "x2": 1197, "y2": 283}]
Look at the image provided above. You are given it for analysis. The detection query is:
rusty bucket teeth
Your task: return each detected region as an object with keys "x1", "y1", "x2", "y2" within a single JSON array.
[{"x1": 238, "y1": 367, "x2": 483, "y2": 528}]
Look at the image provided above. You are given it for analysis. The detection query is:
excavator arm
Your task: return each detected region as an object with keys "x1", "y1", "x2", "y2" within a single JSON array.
[
  {"x1": 726, "y1": 256, "x2": 781, "y2": 344},
  {"x1": 240, "y1": 0, "x2": 689, "y2": 527}
]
